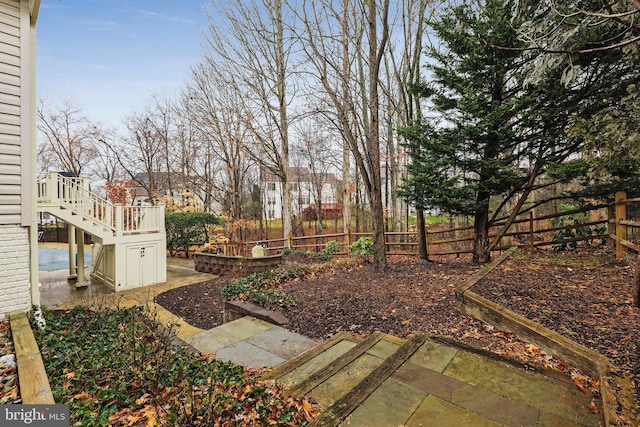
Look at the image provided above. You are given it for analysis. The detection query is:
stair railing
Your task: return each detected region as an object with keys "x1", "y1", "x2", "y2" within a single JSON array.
[{"x1": 39, "y1": 172, "x2": 164, "y2": 236}]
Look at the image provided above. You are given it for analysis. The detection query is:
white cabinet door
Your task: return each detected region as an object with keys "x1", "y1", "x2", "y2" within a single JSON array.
[{"x1": 126, "y1": 244, "x2": 157, "y2": 287}]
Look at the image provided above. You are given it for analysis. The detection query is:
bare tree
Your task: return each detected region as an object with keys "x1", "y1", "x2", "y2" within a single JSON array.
[
  {"x1": 293, "y1": 120, "x2": 341, "y2": 234},
  {"x1": 90, "y1": 126, "x2": 127, "y2": 196},
  {"x1": 386, "y1": 0, "x2": 432, "y2": 260},
  {"x1": 204, "y1": 0, "x2": 298, "y2": 244},
  {"x1": 103, "y1": 104, "x2": 170, "y2": 205},
  {"x1": 297, "y1": 0, "x2": 390, "y2": 270},
  {"x1": 36, "y1": 99, "x2": 100, "y2": 177},
  {"x1": 184, "y1": 59, "x2": 255, "y2": 222}
]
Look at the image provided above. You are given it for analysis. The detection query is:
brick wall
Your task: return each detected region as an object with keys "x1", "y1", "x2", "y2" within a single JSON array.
[{"x1": 0, "y1": 225, "x2": 31, "y2": 319}]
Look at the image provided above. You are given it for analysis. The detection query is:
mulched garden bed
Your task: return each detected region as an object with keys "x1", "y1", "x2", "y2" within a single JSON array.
[
  {"x1": 472, "y1": 248, "x2": 639, "y2": 405},
  {"x1": 0, "y1": 321, "x2": 19, "y2": 404},
  {"x1": 157, "y1": 248, "x2": 639, "y2": 422}
]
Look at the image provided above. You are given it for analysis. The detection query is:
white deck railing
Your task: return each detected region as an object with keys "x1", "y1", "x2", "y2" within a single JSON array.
[{"x1": 37, "y1": 172, "x2": 164, "y2": 236}]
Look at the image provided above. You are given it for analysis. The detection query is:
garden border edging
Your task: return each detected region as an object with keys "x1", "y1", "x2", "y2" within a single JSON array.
[
  {"x1": 8, "y1": 311, "x2": 54, "y2": 404},
  {"x1": 223, "y1": 300, "x2": 289, "y2": 325},
  {"x1": 455, "y1": 247, "x2": 637, "y2": 426}
]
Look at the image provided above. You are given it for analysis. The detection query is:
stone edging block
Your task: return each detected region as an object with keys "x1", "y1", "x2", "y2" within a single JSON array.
[{"x1": 223, "y1": 300, "x2": 288, "y2": 325}]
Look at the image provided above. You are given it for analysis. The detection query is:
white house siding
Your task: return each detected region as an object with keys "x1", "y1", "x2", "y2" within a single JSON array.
[
  {"x1": 262, "y1": 167, "x2": 339, "y2": 220},
  {"x1": 0, "y1": 0, "x2": 21, "y2": 226},
  {"x1": 264, "y1": 181, "x2": 284, "y2": 220},
  {"x1": 0, "y1": 224, "x2": 30, "y2": 317},
  {"x1": 0, "y1": 0, "x2": 35, "y2": 319}
]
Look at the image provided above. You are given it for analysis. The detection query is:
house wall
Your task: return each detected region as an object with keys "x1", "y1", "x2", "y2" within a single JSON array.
[
  {"x1": 264, "y1": 179, "x2": 339, "y2": 220},
  {"x1": 0, "y1": 225, "x2": 30, "y2": 317},
  {"x1": 264, "y1": 181, "x2": 283, "y2": 220},
  {"x1": 291, "y1": 181, "x2": 337, "y2": 215},
  {"x1": 0, "y1": 0, "x2": 23, "y2": 225},
  {"x1": 0, "y1": 0, "x2": 38, "y2": 318}
]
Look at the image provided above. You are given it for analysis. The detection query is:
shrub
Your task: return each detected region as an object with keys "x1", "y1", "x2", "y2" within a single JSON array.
[
  {"x1": 551, "y1": 204, "x2": 607, "y2": 250},
  {"x1": 321, "y1": 240, "x2": 340, "y2": 260},
  {"x1": 349, "y1": 237, "x2": 374, "y2": 262},
  {"x1": 30, "y1": 306, "x2": 314, "y2": 426},
  {"x1": 221, "y1": 265, "x2": 309, "y2": 308},
  {"x1": 165, "y1": 212, "x2": 222, "y2": 257}
]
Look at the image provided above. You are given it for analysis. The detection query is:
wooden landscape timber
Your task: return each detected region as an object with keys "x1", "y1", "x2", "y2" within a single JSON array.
[
  {"x1": 8, "y1": 312, "x2": 54, "y2": 404},
  {"x1": 455, "y1": 247, "x2": 639, "y2": 426}
]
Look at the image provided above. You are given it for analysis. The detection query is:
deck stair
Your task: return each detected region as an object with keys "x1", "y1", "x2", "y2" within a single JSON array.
[
  {"x1": 261, "y1": 332, "x2": 604, "y2": 427},
  {"x1": 36, "y1": 172, "x2": 167, "y2": 291}
]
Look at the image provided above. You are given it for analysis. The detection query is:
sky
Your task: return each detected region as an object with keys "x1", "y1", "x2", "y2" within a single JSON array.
[{"x1": 37, "y1": 0, "x2": 211, "y2": 129}]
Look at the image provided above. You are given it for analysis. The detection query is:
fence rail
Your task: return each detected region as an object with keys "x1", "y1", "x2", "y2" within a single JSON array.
[{"x1": 227, "y1": 193, "x2": 640, "y2": 261}]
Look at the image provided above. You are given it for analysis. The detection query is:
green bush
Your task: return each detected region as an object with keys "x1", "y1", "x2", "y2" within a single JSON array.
[
  {"x1": 165, "y1": 212, "x2": 221, "y2": 257},
  {"x1": 321, "y1": 240, "x2": 340, "y2": 260},
  {"x1": 349, "y1": 237, "x2": 374, "y2": 261}
]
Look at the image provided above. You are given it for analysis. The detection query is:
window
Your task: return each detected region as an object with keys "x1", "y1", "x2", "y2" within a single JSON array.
[
  {"x1": 267, "y1": 182, "x2": 276, "y2": 191},
  {"x1": 292, "y1": 182, "x2": 298, "y2": 192}
]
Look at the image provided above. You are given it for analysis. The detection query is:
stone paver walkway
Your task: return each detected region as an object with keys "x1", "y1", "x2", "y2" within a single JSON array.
[
  {"x1": 187, "y1": 316, "x2": 315, "y2": 368},
  {"x1": 39, "y1": 256, "x2": 315, "y2": 365}
]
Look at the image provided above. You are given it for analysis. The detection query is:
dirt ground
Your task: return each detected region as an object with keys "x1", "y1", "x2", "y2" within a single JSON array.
[{"x1": 156, "y1": 247, "x2": 639, "y2": 419}]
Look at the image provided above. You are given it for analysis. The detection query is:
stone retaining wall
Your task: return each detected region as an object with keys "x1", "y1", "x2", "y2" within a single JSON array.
[{"x1": 194, "y1": 251, "x2": 283, "y2": 275}]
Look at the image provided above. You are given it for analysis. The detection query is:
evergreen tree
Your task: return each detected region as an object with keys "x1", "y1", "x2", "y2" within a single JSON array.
[{"x1": 399, "y1": 0, "x2": 634, "y2": 263}]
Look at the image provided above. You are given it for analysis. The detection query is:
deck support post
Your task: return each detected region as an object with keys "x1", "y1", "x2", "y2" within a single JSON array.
[{"x1": 67, "y1": 224, "x2": 77, "y2": 281}]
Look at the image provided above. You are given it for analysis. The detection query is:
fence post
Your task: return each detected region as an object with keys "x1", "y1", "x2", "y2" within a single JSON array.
[
  {"x1": 529, "y1": 212, "x2": 534, "y2": 250},
  {"x1": 615, "y1": 191, "x2": 627, "y2": 259},
  {"x1": 607, "y1": 203, "x2": 615, "y2": 248}
]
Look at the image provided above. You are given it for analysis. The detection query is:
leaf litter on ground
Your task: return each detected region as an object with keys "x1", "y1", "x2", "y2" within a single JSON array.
[{"x1": 31, "y1": 305, "x2": 319, "y2": 426}]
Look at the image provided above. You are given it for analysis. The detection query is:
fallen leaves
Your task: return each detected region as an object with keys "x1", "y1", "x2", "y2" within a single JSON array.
[
  {"x1": 73, "y1": 391, "x2": 91, "y2": 400},
  {"x1": 34, "y1": 306, "x2": 320, "y2": 426},
  {"x1": 0, "y1": 321, "x2": 20, "y2": 404},
  {"x1": 473, "y1": 249, "x2": 639, "y2": 407},
  {"x1": 587, "y1": 399, "x2": 601, "y2": 414}
]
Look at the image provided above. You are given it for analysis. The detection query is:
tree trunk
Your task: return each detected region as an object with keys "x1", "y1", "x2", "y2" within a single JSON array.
[
  {"x1": 370, "y1": 187, "x2": 387, "y2": 269},
  {"x1": 473, "y1": 194, "x2": 491, "y2": 264},
  {"x1": 342, "y1": 139, "x2": 351, "y2": 234},
  {"x1": 315, "y1": 202, "x2": 323, "y2": 233},
  {"x1": 416, "y1": 208, "x2": 428, "y2": 261},
  {"x1": 276, "y1": 0, "x2": 292, "y2": 246},
  {"x1": 366, "y1": 0, "x2": 389, "y2": 272},
  {"x1": 634, "y1": 252, "x2": 640, "y2": 308}
]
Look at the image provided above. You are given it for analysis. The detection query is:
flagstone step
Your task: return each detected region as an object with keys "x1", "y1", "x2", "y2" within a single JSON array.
[
  {"x1": 265, "y1": 330, "x2": 605, "y2": 427},
  {"x1": 310, "y1": 332, "x2": 429, "y2": 426}
]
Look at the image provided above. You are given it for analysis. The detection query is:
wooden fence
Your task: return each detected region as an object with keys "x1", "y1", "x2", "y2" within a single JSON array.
[{"x1": 233, "y1": 191, "x2": 640, "y2": 261}]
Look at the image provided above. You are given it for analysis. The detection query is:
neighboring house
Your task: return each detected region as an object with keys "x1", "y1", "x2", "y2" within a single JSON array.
[
  {"x1": 130, "y1": 171, "x2": 212, "y2": 212},
  {"x1": 261, "y1": 167, "x2": 339, "y2": 220},
  {"x1": 0, "y1": 0, "x2": 41, "y2": 319}
]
